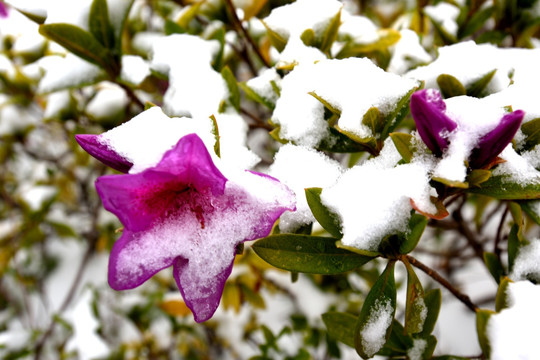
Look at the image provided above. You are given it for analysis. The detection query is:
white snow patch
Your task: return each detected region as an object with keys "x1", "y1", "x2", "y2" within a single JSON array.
[
  {"x1": 268, "y1": 144, "x2": 343, "y2": 232},
  {"x1": 488, "y1": 281, "x2": 540, "y2": 360},
  {"x1": 424, "y1": 3, "x2": 460, "y2": 37},
  {"x1": 510, "y1": 239, "x2": 540, "y2": 282},
  {"x1": 388, "y1": 29, "x2": 432, "y2": 75},
  {"x1": 360, "y1": 298, "x2": 393, "y2": 357},
  {"x1": 407, "y1": 338, "x2": 427, "y2": 360},
  {"x1": 86, "y1": 82, "x2": 129, "y2": 121},
  {"x1": 38, "y1": 54, "x2": 105, "y2": 94},
  {"x1": 120, "y1": 55, "x2": 150, "y2": 85}
]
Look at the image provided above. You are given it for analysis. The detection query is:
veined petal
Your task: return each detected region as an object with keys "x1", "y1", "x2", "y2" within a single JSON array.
[
  {"x1": 75, "y1": 134, "x2": 133, "y2": 173},
  {"x1": 470, "y1": 110, "x2": 524, "y2": 168},
  {"x1": 0, "y1": 2, "x2": 8, "y2": 18},
  {"x1": 410, "y1": 89, "x2": 457, "y2": 156}
]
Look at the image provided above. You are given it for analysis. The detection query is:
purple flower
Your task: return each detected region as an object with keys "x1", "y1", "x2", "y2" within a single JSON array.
[
  {"x1": 410, "y1": 89, "x2": 457, "y2": 157},
  {"x1": 76, "y1": 134, "x2": 133, "y2": 173},
  {"x1": 469, "y1": 110, "x2": 524, "y2": 168},
  {"x1": 79, "y1": 132, "x2": 295, "y2": 322},
  {"x1": 410, "y1": 89, "x2": 524, "y2": 169},
  {"x1": 0, "y1": 2, "x2": 8, "y2": 18}
]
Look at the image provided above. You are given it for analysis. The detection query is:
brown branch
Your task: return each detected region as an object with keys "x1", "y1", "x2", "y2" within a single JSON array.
[
  {"x1": 404, "y1": 254, "x2": 479, "y2": 313},
  {"x1": 224, "y1": 0, "x2": 271, "y2": 69}
]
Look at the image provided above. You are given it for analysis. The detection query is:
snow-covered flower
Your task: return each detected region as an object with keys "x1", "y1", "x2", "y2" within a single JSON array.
[
  {"x1": 410, "y1": 89, "x2": 524, "y2": 168},
  {"x1": 76, "y1": 130, "x2": 295, "y2": 322}
]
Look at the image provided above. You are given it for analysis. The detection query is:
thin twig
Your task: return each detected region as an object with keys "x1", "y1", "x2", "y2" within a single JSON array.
[
  {"x1": 404, "y1": 254, "x2": 479, "y2": 312},
  {"x1": 224, "y1": 0, "x2": 271, "y2": 68}
]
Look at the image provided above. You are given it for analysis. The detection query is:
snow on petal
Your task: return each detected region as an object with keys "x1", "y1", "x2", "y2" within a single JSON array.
[
  {"x1": 269, "y1": 144, "x2": 343, "y2": 232},
  {"x1": 75, "y1": 134, "x2": 133, "y2": 173},
  {"x1": 321, "y1": 138, "x2": 434, "y2": 251},
  {"x1": 96, "y1": 134, "x2": 295, "y2": 322},
  {"x1": 150, "y1": 34, "x2": 227, "y2": 118}
]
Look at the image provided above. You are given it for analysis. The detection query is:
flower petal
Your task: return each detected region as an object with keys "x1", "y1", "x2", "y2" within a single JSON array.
[
  {"x1": 75, "y1": 134, "x2": 133, "y2": 173},
  {"x1": 410, "y1": 89, "x2": 457, "y2": 156},
  {"x1": 0, "y1": 2, "x2": 8, "y2": 18},
  {"x1": 470, "y1": 110, "x2": 524, "y2": 168}
]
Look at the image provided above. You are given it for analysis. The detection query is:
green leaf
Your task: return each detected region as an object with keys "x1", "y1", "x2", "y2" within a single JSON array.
[
  {"x1": 520, "y1": 200, "x2": 540, "y2": 225},
  {"x1": 390, "y1": 132, "x2": 414, "y2": 163},
  {"x1": 305, "y1": 188, "x2": 342, "y2": 238},
  {"x1": 437, "y1": 74, "x2": 466, "y2": 99},
  {"x1": 336, "y1": 29, "x2": 401, "y2": 58},
  {"x1": 39, "y1": 24, "x2": 113, "y2": 72},
  {"x1": 476, "y1": 309, "x2": 494, "y2": 358},
  {"x1": 403, "y1": 261, "x2": 426, "y2": 335},
  {"x1": 521, "y1": 118, "x2": 540, "y2": 150},
  {"x1": 239, "y1": 82, "x2": 275, "y2": 110},
  {"x1": 318, "y1": 127, "x2": 375, "y2": 154},
  {"x1": 209, "y1": 26, "x2": 226, "y2": 71},
  {"x1": 300, "y1": 29, "x2": 316, "y2": 47},
  {"x1": 177, "y1": 1, "x2": 205, "y2": 29},
  {"x1": 221, "y1": 66, "x2": 240, "y2": 111},
  {"x1": 322, "y1": 312, "x2": 357, "y2": 348},
  {"x1": 209, "y1": 115, "x2": 221, "y2": 158},
  {"x1": 459, "y1": 6, "x2": 495, "y2": 38},
  {"x1": 419, "y1": 289, "x2": 441, "y2": 337},
  {"x1": 495, "y1": 277, "x2": 512, "y2": 312},
  {"x1": 398, "y1": 214, "x2": 428, "y2": 254},
  {"x1": 467, "y1": 69, "x2": 497, "y2": 97},
  {"x1": 355, "y1": 261, "x2": 397, "y2": 358},
  {"x1": 468, "y1": 174, "x2": 540, "y2": 199},
  {"x1": 381, "y1": 83, "x2": 420, "y2": 139},
  {"x1": 11, "y1": 7, "x2": 46, "y2": 24},
  {"x1": 507, "y1": 224, "x2": 524, "y2": 272},
  {"x1": 89, "y1": 0, "x2": 115, "y2": 50},
  {"x1": 426, "y1": 12, "x2": 458, "y2": 44},
  {"x1": 466, "y1": 169, "x2": 492, "y2": 187},
  {"x1": 309, "y1": 91, "x2": 341, "y2": 116},
  {"x1": 252, "y1": 234, "x2": 373, "y2": 274},
  {"x1": 318, "y1": 8, "x2": 341, "y2": 54},
  {"x1": 483, "y1": 252, "x2": 505, "y2": 284},
  {"x1": 362, "y1": 107, "x2": 384, "y2": 137},
  {"x1": 261, "y1": 20, "x2": 287, "y2": 52}
]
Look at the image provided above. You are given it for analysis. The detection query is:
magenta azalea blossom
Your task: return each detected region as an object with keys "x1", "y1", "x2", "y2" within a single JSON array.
[
  {"x1": 80, "y1": 133, "x2": 295, "y2": 322},
  {"x1": 410, "y1": 89, "x2": 524, "y2": 168},
  {"x1": 76, "y1": 134, "x2": 133, "y2": 173},
  {"x1": 0, "y1": 2, "x2": 7, "y2": 18}
]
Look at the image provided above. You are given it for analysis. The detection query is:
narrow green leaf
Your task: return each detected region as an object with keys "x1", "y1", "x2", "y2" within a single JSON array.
[
  {"x1": 520, "y1": 200, "x2": 540, "y2": 225},
  {"x1": 317, "y1": 127, "x2": 372, "y2": 153},
  {"x1": 305, "y1": 188, "x2": 342, "y2": 238},
  {"x1": 177, "y1": 1, "x2": 205, "y2": 29},
  {"x1": 459, "y1": 6, "x2": 495, "y2": 38},
  {"x1": 355, "y1": 261, "x2": 397, "y2": 358},
  {"x1": 318, "y1": 8, "x2": 341, "y2": 54},
  {"x1": 521, "y1": 118, "x2": 540, "y2": 150},
  {"x1": 12, "y1": 7, "x2": 46, "y2": 24},
  {"x1": 336, "y1": 29, "x2": 401, "y2": 58},
  {"x1": 495, "y1": 277, "x2": 512, "y2": 312},
  {"x1": 398, "y1": 214, "x2": 428, "y2": 254},
  {"x1": 508, "y1": 224, "x2": 522, "y2": 272},
  {"x1": 403, "y1": 261, "x2": 426, "y2": 335},
  {"x1": 467, "y1": 69, "x2": 497, "y2": 98},
  {"x1": 209, "y1": 115, "x2": 221, "y2": 158},
  {"x1": 252, "y1": 234, "x2": 373, "y2": 274},
  {"x1": 476, "y1": 309, "x2": 494, "y2": 358},
  {"x1": 419, "y1": 289, "x2": 441, "y2": 337},
  {"x1": 467, "y1": 174, "x2": 540, "y2": 199},
  {"x1": 390, "y1": 132, "x2": 414, "y2": 163},
  {"x1": 437, "y1": 74, "x2": 466, "y2": 99},
  {"x1": 381, "y1": 83, "x2": 420, "y2": 139},
  {"x1": 39, "y1": 23, "x2": 112, "y2": 71},
  {"x1": 89, "y1": 0, "x2": 115, "y2": 50},
  {"x1": 381, "y1": 320, "x2": 412, "y2": 354},
  {"x1": 483, "y1": 252, "x2": 505, "y2": 284},
  {"x1": 239, "y1": 82, "x2": 275, "y2": 110},
  {"x1": 221, "y1": 66, "x2": 240, "y2": 111},
  {"x1": 426, "y1": 13, "x2": 458, "y2": 44},
  {"x1": 309, "y1": 91, "x2": 341, "y2": 115},
  {"x1": 322, "y1": 312, "x2": 357, "y2": 348},
  {"x1": 261, "y1": 20, "x2": 287, "y2": 52},
  {"x1": 209, "y1": 26, "x2": 225, "y2": 71}
]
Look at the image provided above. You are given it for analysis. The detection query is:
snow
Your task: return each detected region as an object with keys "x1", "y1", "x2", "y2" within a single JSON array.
[
  {"x1": 423, "y1": 2, "x2": 460, "y2": 37},
  {"x1": 272, "y1": 58, "x2": 418, "y2": 147},
  {"x1": 407, "y1": 338, "x2": 427, "y2": 360},
  {"x1": 387, "y1": 29, "x2": 432, "y2": 75},
  {"x1": 338, "y1": 13, "x2": 379, "y2": 45},
  {"x1": 488, "y1": 281, "x2": 540, "y2": 360},
  {"x1": 493, "y1": 145, "x2": 540, "y2": 185},
  {"x1": 86, "y1": 82, "x2": 129, "y2": 121},
  {"x1": 150, "y1": 34, "x2": 228, "y2": 118},
  {"x1": 120, "y1": 55, "x2": 150, "y2": 86},
  {"x1": 38, "y1": 54, "x2": 105, "y2": 94},
  {"x1": 321, "y1": 138, "x2": 435, "y2": 251},
  {"x1": 510, "y1": 239, "x2": 540, "y2": 282},
  {"x1": 360, "y1": 298, "x2": 393, "y2": 357},
  {"x1": 245, "y1": 68, "x2": 281, "y2": 105},
  {"x1": 268, "y1": 144, "x2": 343, "y2": 232},
  {"x1": 44, "y1": 90, "x2": 72, "y2": 120},
  {"x1": 43, "y1": 0, "x2": 93, "y2": 30}
]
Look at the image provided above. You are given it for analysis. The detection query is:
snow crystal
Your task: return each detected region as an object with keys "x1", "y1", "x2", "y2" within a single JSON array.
[
  {"x1": 321, "y1": 138, "x2": 434, "y2": 251},
  {"x1": 387, "y1": 29, "x2": 432, "y2": 75},
  {"x1": 120, "y1": 55, "x2": 150, "y2": 86},
  {"x1": 150, "y1": 34, "x2": 228, "y2": 118},
  {"x1": 268, "y1": 144, "x2": 343, "y2": 232},
  {"x1": 272, "y1": 58, "x2": 418, "y2": 147},
  {"x1": 493, "y1": 145, "x2": 540, "y2": 185},
  {"x1": 38, "y1": 54, "x2": 105, "y2": 94},
  {"x1": 510, "y1": 239, "x2": 540, "y2": 282},
  {"x1": 407, "y1": 338, "x2": 427, "y2": 360},
  {"x1": 488, "y1": 281, "x2": 540, "y2": 360},
  {"x1": 360, "y1": 298, "x2": 393, "y2": 357},
  {"x1": 424, "y1": 2, "x2": 460, "y2": 37},
  {"x1": 262, "y1": 0, "x2": 342, "y2": 67}
]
